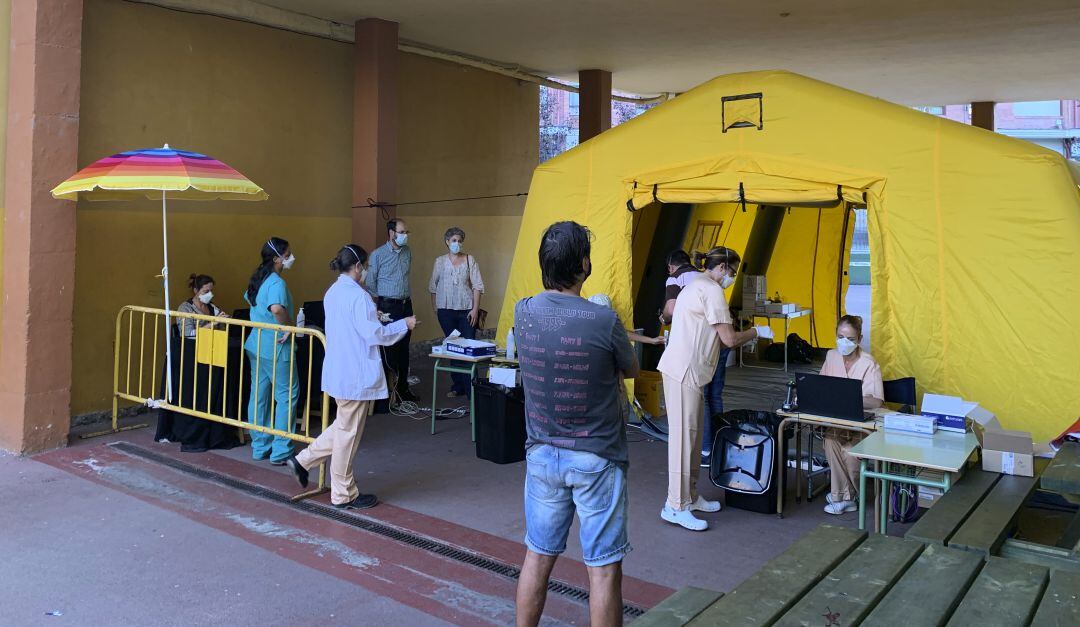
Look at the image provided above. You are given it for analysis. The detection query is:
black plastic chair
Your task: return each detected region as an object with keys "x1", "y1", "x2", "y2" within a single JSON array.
[{"x1": 883, "y1": 377, "x2": 916, "y2": 413}]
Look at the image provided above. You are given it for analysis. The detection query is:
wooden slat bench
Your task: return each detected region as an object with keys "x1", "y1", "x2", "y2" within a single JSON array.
[
  {"x1": 948, "y1": 474, "x2": 1039, "y2": 556},
  {"x1": 632, "y1": 587, "x2": 723, "y2": 627},
  {"x1": 686, "y1": 524, "x2": 865, "y2": 625},
  {"x1": 636, "y1": 523, "x2": 1080, "y2": 626},
  {"x1": 906, "y1": 469, "x2": 1000, "y2": 546},
  {"x1": 1040, "y1": 441, "x2": 1080, "y2": 496},
  {"x1": 945, "y1": 557, "x2": 1048, "y2": 626},
  {"x1": 773, "y1": 535, "x2": 922, "y2": 626},
  {"x1": 862, "y1": 543, "x2": 983, "y2": 626}
]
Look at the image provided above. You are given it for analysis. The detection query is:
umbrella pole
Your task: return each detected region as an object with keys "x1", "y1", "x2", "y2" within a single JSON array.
[{"x1": 162, "y1": 190, "x2": 173, "y2": 403}]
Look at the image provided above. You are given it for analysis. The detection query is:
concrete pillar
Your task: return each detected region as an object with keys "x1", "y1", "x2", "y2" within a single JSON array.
[
  {"x1": 352, "y1": 18, "x2": 398, "y2": 251},
  {"x1": 971, "y1": 101, "x2": 995, "y2": 131},
  {"x1": 0, "y1": 0, "x2": 83, "y2": 453},
  {"x1": 578, "y1": 69, "x2": 612, "y2": 142}
]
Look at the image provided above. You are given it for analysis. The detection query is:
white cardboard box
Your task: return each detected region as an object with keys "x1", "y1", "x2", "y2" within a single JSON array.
[
  {"x1": 884, "y1": 412, "x2": 937, "y2": 435},
  {"x1": 921, "y1": 393, "x2": 979, "y2": 433}
]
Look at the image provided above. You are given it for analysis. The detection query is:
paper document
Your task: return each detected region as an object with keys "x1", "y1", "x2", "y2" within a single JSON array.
[{"x1": 490, "y1": 367, "x2": 517, "y2": 388}]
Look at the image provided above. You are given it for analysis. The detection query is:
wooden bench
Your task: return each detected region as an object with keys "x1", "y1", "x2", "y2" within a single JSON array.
[
  {"x1": 686, "y1": 524, "x2": 865, "y2": 625},
  {"x1": 1039, "y1": 441, "x2": 1080, "y2": 496},
  {"x1": 773, "y1": 535, "x2": 922, "y2": 626},
  {"x1": 863, "y1": 543, "x2": 983, "y2": 626},
  {"x1": 946, "y1": 557, "x2": 1049, "y2": 626},
  {"x1": 906, "y1": 469, "x2": 999, "y2": 546},
  {"x1": 631, "y1": 587, "x2": 723, "y2": 627},
  {"x1": 640, "y1": 523, "x2": 1080, "y2": 625},
  {"x1": 948, "y1": 474, "x2": 1039, "y2": 556}
]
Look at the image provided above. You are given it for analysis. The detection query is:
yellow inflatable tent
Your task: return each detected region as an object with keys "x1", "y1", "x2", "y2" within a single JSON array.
[{"x1": 500, "y1": 70, "x2": 1080, "y2": 442}]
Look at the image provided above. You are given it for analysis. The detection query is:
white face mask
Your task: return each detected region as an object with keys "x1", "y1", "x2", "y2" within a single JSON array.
[
  {"x1": 395, "y1": 233, "x2": 408, "y2": 247},
  {"x1": 719, "y1": 274, "x2": 736, "y2": 290},
  {"x1": 359, "y1": 266, "x2": 368, "y2": 284},
  {"x1": 837, "y1": 337, "x2": 859, "y2": 356},
  {"x1": 197, "y1": 291, "x2": 214, "y2": 304},
  {"x1": 448, "y1": 241, "x2": 461, "y2": 254},
  {"x1": 281, "y1": 254, "x2": 296, "y2": 270}
]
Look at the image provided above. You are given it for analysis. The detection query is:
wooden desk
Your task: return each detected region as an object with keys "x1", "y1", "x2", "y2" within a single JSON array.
[
  {"x1": 774, "y1": 409, "x2": 887, "y2": 521},
  {"x1": 429, "y1": 351, "x2": 494, "y2": 441},
  {"x1": 851, "y1": 429, "x2": 979, "y2": 533}
]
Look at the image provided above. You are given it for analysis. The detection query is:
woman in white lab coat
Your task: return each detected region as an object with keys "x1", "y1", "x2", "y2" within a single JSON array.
[{"x1": 286, "y1": 244, "x2": 416, "y2": 509}]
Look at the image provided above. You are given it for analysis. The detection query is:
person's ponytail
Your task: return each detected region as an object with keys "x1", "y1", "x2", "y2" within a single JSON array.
[{"x1": 246, "y1": 237, "x2": 289, "y2": 304}]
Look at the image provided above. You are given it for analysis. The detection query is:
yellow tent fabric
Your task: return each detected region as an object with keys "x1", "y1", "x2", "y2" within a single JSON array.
[{"x1": 500, "y1": 70, "x2": 1080, "y2": 442}]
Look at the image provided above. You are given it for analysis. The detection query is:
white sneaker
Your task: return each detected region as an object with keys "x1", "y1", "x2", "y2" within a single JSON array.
[
  {"x1": 661, "y1": 505, "x2": 709, "y2": 531},
  {"x1": 824, "y1": 500, "x2": 857, "y2": 515},
  {"x1": 689, "y1": 495, "x2": 722, "y2": 513}
]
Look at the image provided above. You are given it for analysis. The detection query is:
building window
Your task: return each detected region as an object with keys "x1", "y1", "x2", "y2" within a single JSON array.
[
  {"x1": 568, "y1": 92, "x2": 580, "y2": 117},
  {"x1": 1013, "y1": 100, "x2": 1061, "y2": 117}
]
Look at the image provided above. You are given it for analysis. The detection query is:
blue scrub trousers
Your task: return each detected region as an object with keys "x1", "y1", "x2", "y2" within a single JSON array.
[
  {"x1": 246, "y1": 346, "x2": 298, "y2": 462},
  {"x1": 702, "y1": 348, "x2": 731, "y2": 457}
]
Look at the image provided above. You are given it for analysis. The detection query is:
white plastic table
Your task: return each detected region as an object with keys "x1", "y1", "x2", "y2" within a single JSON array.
[
  {"x1": 850, "y1": 429, "x2": 979, "y2": 534},
  {"x1": 429, "y1": 351, "x2": 493, "y2": 441},
  {"x1": 739, "y1": 309, "x2": 813, "y2": 371}
]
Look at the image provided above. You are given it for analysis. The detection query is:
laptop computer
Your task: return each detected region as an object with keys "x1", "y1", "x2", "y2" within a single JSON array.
[{"x1": 794, "y1": 373, "x2": 874, "y2": 422}]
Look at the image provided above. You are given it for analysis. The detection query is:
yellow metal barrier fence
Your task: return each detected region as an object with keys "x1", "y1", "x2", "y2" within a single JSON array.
[{"x1": 110, "y1": 305, "x2": 330, "y2": 500}]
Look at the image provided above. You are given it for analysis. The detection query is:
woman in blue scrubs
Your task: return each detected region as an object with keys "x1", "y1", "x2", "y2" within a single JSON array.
[{"x1": 243, "y1": 237, "x2": 298, "y2": 465}]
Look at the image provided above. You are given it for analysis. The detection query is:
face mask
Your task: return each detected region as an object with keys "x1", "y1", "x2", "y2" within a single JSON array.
[
  {"x1": 448, "y1": 241, "x2": 461, "y2": 254},
  {"x1": 837, "y1": 337, "x2": 858, "y2": 356},
  {"x1": 281, "y1": 254, "x2": 296, "y2": 270},
  {"x1": 198, "y1": 292, "x2": 214, "y2": 304},
  {"x1": 395, "y1": 233, "x2": 408, "y2": 246},
  {"x1": 359, "y1": 267, "x2": 368, "y2": 284},
  {"x1": 719, "y1": 274, "x2": 736, "y2": 290}
]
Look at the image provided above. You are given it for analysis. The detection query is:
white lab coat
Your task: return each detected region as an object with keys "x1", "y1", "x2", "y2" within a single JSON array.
[{"x1": 321, "y1": 275, "x2": 409, "y2": 401}]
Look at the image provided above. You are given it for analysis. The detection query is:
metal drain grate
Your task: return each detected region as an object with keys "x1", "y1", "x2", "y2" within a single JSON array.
[{"x1": 108, "y1": 442, "x2": 646, "y2": 618}]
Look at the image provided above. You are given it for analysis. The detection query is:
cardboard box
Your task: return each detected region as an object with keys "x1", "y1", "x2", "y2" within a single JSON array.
[
  {"x1": 982, "y1": 428, "x2": 1034, "y2": 477},
  {"x1": 764, "y1": 302, "x2": 799, "y2": 312},
  {"x1": 884, "y1": 412, "x2": 937, "y2": 435},
  {"x1": 744, "y1": 275, "x2": 767, "y2": 294},
  {"x1": 969, "y1": 407, "x2": 1002, "y2": 447},
  {"x1": 921, "y1": 393, "x2": 979, "y2": 433}
]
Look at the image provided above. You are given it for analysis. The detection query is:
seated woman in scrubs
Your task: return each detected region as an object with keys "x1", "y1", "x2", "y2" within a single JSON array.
[{"x1": 821, "y1": 315, "x2": 884, "y2": 515}]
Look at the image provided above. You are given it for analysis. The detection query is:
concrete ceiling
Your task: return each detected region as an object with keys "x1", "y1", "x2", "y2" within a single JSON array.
[{"x1": 257, "y1": 0, "x2": 1080, "y2": 105}]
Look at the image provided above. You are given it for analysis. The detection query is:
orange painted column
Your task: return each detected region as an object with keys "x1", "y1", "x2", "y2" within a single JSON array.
[
  {"x1": 0, "y1": 0, "x2": 83, "y2": 453},
  {"x1": 971, "y1": 101, "x2": 996, "y2": 131},
  {"x1": 352, "y1": 18, "x2": 398, "y2": 251},
  {"x1": 578, "y1": 69, "x2": 612, "y2": 142}
]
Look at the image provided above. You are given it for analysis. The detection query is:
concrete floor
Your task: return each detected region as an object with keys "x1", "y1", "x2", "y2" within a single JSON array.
[{"x1": 3, "y1": 358, "x2": 889, "y2": 626}]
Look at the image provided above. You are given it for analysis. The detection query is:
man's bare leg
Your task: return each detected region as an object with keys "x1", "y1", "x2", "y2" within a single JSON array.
[
  {"x1": 587, "y1": 562, "x2": 623, "y2": 627},
  {"x1": 516, "y1": 550, "x2": 558, "y2": 627}
]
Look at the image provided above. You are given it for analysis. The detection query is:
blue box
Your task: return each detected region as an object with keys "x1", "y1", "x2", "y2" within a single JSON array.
[
  {"x1": 444, "y1": 339, "x2": 497, "y2": 358},
  {"x1": 921, "y1": 393, "x2": 978, "y2": 433}
]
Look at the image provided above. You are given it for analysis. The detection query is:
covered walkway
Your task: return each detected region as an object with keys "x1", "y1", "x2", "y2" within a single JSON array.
[{"x1": 4, "y1": 362, "x2": 859, "y2": 625}]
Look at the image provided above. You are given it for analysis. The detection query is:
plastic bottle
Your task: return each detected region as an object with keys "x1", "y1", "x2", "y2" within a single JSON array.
[
  {"x1": 506, "y1": 327, "x2": 517, "y2": 360},
  {"x1": 296, "y1": 307, "x2": 306, "y2": 328}
]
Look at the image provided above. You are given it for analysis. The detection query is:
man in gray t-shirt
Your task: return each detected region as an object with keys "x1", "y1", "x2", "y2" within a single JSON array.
[
  {"x1": 514, "y1": 221, "x2": 639, "y2": 627},
  {"x1": 515, "y1": 292, "x2": 636, "y2": 465}
]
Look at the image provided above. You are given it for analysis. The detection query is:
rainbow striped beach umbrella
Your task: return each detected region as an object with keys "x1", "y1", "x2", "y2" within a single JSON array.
[{"x1": 52, "y1": 144, "x2": 268, "y2": 404}]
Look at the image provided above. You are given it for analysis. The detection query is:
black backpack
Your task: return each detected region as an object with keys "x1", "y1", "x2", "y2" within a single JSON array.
[{"x1": 763, "y1": 333, "x2": 814, "y2": 364}]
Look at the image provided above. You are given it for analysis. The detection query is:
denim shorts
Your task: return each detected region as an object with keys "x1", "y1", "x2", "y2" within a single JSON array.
[{"x1": 523, "y1": 444, "x2": 630, "y2": 567}]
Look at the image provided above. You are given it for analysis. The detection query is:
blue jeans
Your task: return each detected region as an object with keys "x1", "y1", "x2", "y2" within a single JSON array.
[
  {"x1": 702, "y1": 348, "x2": 730, "y2": 456},
  {"x1": 436, "y1": 308, "x2": 476, "y2": 395},
  {"x1": 523, "y1": 444, "x2": 631, "y2": 567}
]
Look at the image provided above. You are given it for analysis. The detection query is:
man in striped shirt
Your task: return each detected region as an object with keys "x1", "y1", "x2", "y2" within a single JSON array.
[{"x1": 365, "y1": 219, "x2": 417, "y2": 402}]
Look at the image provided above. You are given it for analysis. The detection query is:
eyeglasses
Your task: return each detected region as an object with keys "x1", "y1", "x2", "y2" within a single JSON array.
[{"x1": 396, "y1": 229, "x2": 409, "y2": 235}]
